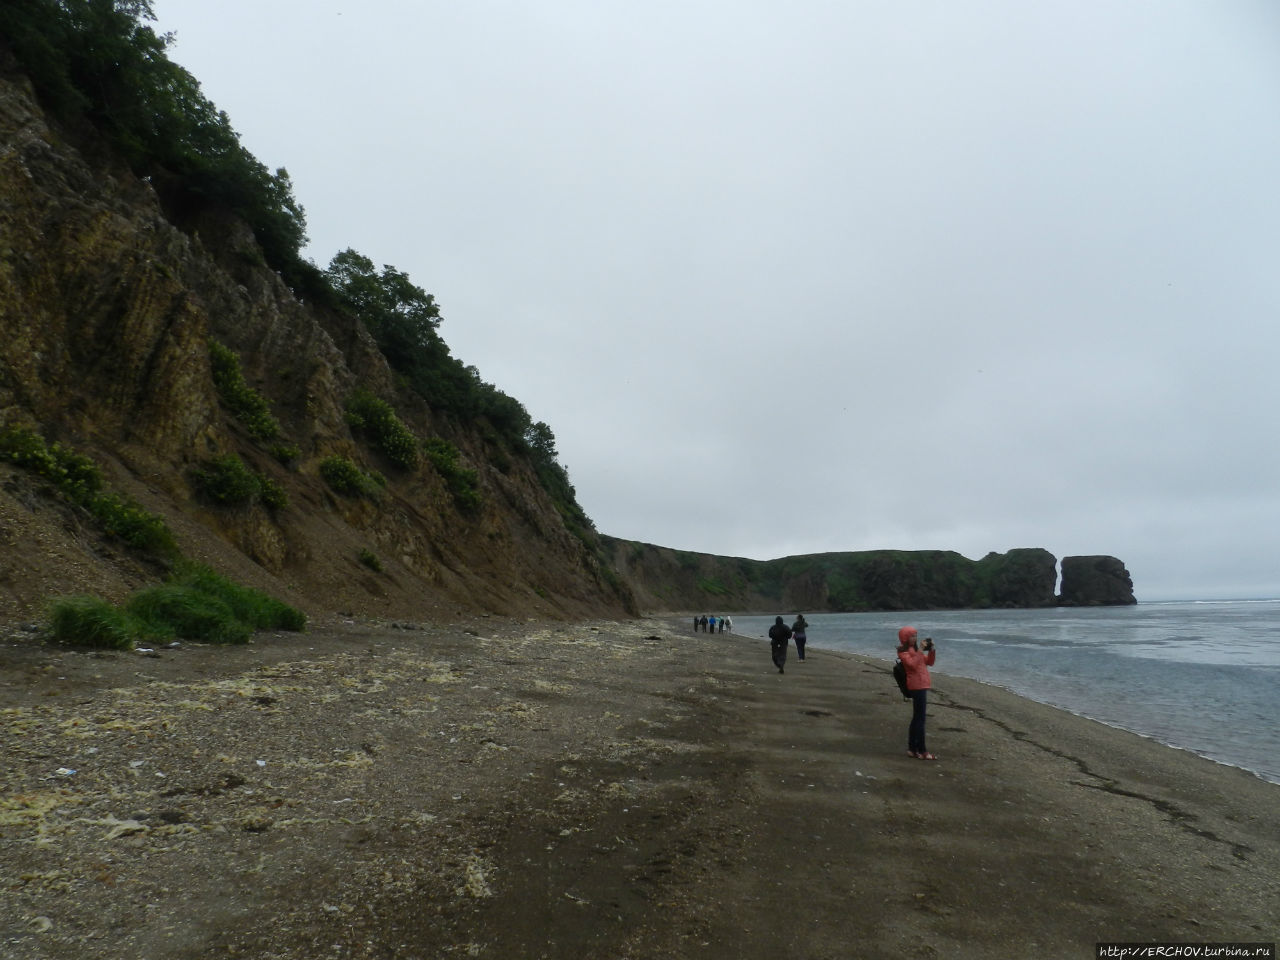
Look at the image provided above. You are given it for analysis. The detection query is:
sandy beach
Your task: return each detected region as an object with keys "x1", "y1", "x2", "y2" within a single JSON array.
[{"x1": 1, "y1": 616, "x2": 1276, "y2": 959}]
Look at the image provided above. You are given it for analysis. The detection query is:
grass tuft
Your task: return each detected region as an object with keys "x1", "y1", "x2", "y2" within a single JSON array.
[
  {"x1": 46, "y1": 565, "x2": 306, "y2": 649},
  {"x1": 169, "y1": 563, "x2": 307, "y2": 631},
  {"x1": 125, "y1": 585, "x2": 252, "y2": 645},
  {"x1": 46, "y1": 596, "x2": 142, "y2": 650}
]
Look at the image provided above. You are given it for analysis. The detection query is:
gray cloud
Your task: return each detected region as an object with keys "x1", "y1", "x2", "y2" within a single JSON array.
[{"x1": 154, "y1": 0, "x2": 1280, "y2": 600}]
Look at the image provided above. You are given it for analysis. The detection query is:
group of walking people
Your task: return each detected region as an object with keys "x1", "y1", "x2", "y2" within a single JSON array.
[
  {"x1": 764, "y1": 614, "x2": 941, "y2": 761},
  {"x1": 693, "y1": 614, "x2": 732, "y2": 633}
]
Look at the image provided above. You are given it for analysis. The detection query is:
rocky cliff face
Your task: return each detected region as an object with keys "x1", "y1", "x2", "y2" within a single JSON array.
[
  {"x1": 603, "y1": 539, "x2": 1135, "y2": 612},
  {"x1": 1058, "y1": 556, "x2": 1136, "y2": 606},
  {"x1": 0, "y1": 64, "x2": 631, "y2": 623}
]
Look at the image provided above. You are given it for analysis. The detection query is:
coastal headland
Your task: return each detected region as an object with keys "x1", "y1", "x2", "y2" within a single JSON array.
[{"x1": 1, "y1": 617, "x2": 1275, "y2": 958}]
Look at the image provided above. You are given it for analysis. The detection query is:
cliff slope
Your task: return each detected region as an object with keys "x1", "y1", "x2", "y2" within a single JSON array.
[{"x1": 0, "y1": 60, "x2": 631, "y2": 624}]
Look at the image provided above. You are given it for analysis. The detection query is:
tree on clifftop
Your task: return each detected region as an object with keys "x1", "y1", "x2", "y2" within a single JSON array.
[{"x1": 0, "y1": 0, "x2": 307, "y2": 274}]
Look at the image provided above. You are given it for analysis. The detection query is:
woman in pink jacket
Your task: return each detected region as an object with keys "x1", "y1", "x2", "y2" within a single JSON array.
[{"x1": 896, "y1": 626, "x2": 937, "y2": 760}]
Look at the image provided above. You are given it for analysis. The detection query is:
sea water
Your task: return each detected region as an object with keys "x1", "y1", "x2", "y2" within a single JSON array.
[{"x1": 730, "y1": 601, "x2": 1280, "y2": 784}]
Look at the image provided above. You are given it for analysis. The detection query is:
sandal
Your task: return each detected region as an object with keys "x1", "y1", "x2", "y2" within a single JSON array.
[{"x1": 916, "y1": 752, "x2": 938, "y2": 761}]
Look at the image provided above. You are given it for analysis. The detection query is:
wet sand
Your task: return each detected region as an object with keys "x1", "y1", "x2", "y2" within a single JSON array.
[{"x1": 1, "y1": 616, "x2": 1276, "y2": 958}]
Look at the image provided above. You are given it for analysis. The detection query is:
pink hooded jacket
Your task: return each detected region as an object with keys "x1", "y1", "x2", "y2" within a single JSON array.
[{"x1": 896, "y1": 626, "x2": 935, "y2": 691}]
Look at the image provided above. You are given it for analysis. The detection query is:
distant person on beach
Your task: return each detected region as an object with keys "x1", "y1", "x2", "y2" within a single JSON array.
[
  {"x1": 897, "y1": 626, "x2": 937, "y2": 760},
  {"x1": 768, "y1": 616, "x2": 793, "y2": 674},
  {"x1": 693, "y1": 616, "x2": 699, "y2": 633},
  {"x1": 709, "y1": 615, "x2": 718, "y2": 633},
  {"x1": 699, "y1": 615, "x2": 708, "y2": 632},
  {"x1": 724, "y1": 616, "x2": 733, "y2": 632},
  {"x1": 792, "y1": 614, "x2": 808, "y2": 660}
]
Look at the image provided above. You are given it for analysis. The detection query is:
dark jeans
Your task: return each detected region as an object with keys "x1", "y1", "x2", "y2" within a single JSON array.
[
  {"x1": 794, "y1": 633, "x2": 806, "y2": 659},
  {"x1": 771, "y1": 641, "x2": 787, "y2": 670},
  {"x1": 908, "y1": 689, "x2": 928, "y2": 754}
]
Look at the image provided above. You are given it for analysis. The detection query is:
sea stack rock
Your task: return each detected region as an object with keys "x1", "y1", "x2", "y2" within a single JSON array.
[{"x1": 1058, "y1": 556, "x2": 1136, "y2": 606}]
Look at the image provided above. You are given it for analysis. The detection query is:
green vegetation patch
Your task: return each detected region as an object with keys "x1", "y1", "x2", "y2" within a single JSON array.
[
  {"x1": 47, "y1": 596, "x2": 147, "y2": 651},
  {"x1": 677, "y1": 551, "x2": 701, "y2": 572},
  {"x1": 319, "y1": 455, "x2": 385, "y2": 499},
  {"x1": 168, "y1": 562, "x2": 307, "y2": 632},
  {"x1": 125, "y1": 584, "x2": 252, "y2": 645},
  {"x1": 345, "y1": 389, "x2": 419, "y2": 470},
  {"x1": 0, "y1": 425, "x2": 176, "y2": 557},
  {"x1": 209, "y1": 341, "x2": 282, "y2": 441},
  {"x1": 422, "y1": 438, "x2": 481, "y2": 513},
  {"x1": 323, "y1": 251, "x2": 587, "y2": 524},
  {"x1": 46, "y1": 563, "x2": 306, "y2": 650},
  {"x1": 189, "y1": 454, "x2": 287, "y2": 511},
  {"x1": 268, "y1": 443, "x2": 300, "y2": 465}
]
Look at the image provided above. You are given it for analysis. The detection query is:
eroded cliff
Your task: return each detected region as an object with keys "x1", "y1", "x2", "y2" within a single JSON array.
[
  {"x1": 0, "y1": 61, "x2": 632, "y2": 623},
  {"x1": 602, "y1": 539, "x2": 1135, "y2": 612}
]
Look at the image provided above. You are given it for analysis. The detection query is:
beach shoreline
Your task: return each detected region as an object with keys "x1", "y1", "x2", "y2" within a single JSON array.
[
  {"x1": 2, "y1": 616, "x2": 1276, "y2": 958},
  {"x1": 728, "y1": 603, "x2": 1280, "y2": 788},
  {"x1": 823, "y1": 644, "x2": 1280, "y2": 788}
]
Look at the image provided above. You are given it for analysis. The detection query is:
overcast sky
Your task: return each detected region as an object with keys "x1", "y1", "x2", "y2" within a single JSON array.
[{"x1": 151, "y1": 1, "x2": 1280, "y2": 601}]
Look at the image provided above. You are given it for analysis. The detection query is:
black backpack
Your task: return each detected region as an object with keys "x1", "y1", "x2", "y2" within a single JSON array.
[{"x1": 892, "y1": 660, "x2": 910, "y2": 701}]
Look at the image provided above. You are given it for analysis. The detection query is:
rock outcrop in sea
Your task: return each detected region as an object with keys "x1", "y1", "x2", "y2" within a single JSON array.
[{"x1": 1058, "y1": 555, "x2": 1137, "y2": 606}]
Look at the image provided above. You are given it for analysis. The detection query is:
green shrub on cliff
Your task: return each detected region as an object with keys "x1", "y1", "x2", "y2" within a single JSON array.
[
  {"x1": 325, "y1": 251, "x2": 463, "y2": 413},
  {"x1": 189, "y1": 455, "x2": 288, "y2": 512},
  {"x1": 209, "y1": 341, "x2": 282, "y2": 442},
  {"x1": 190, "y1": 455, "x2": 259, "y2": 506},
  {"x1": 422, "y1": 438, "x2": 481, "y2": 513},
  {"x1": 345, "y1": 389, "x2": 419, "y2": 470},
  {"x1": 323, "y1": 252, "x2": 591, "y2": 528},
  {"x1": 90, "y1": 494, "x2": 177, "y2": 555},
  {"x1": 319, "y1": 455, "x2": 385, "y2": 499},
  {"x1": 0, "y1": 426, "x2": 176, "y2": 556},
  {"x1": 269, "y1": 443, "x2": 301, "y2": 465}
]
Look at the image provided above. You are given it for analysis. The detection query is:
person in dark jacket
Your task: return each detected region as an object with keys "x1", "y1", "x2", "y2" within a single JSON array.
[
  {"x1": 768, "y1": 616, "x2": 792, "y2": 674},
  {"x1": 791, "y1": 614, "x2": 809, "y2": 660},
  {"x1": 896, "y1": 626, "x2": 937, "y2": 760}
]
